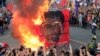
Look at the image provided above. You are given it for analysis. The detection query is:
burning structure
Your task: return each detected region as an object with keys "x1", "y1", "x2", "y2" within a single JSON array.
[{"x1": 11, "y1": 0, "x2": 70, "y2": 51}]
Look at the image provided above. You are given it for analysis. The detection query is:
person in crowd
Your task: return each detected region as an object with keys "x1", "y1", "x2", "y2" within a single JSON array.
[
  {"x1": 87, "y1": 11, "x2": 92, "y2": 28},
  {"x1": 96, "y1": 43, "x2": 100, "y2": 56},
  {"x1": 0, "y1": 0, "x2": 6, "y2": 8},
  {"x1": 0, "y1": 12, "x2": 4, "y2": 34},
  {"x1": 82, "y1": 13, "x2": 87, "y2": 28},
  {"x1": 72, "y1": 14, "x2": 78, "y2": 26},
  {"x1": 91, "y1": 19, "x2": 98, "y2": 35},
  {"x1": 2, "y1": 0, "x2": 6, "y2": 7},
  {"x1": 87, "y1": 36, "x2": 97, "y2": 56},
  {"x1": 78, "y1": 12, "x2": 83, "y2": 27},
  {"x1": 3, "y1": 9, "x2": 13, "y2": 31},
  {"x1": 0, "y1": 42, "x2": 9, "y2": 56},
  {"x1": 0, "y1": 0, "x2": 2, "y2": 8},
  {"x1": 47, "y1": 49, "x2": 55, "y2": 56},
  {"x1": 3, "y1": 12, "x2": 8, "y2": 31},
  {"x1": 65, "y1": 51, "x2": 70, "y2": 56},
  {"x1": 37, "y1": 47, "x2": 44, "y2": 56},
  {"x1": 97, "y1": 12, "x2": 100, "y2": 29},
  {"x1": 52, "y1": 46, "x2": 57, "y2": 56},
  {"x1": 79, "y1": 46, "x2": 91, "y2": 56},
  {"x1": 19, "y1": 45, "x2": 25, "y2": 51},
  {"x1": 31, "y1": 51, "x2": 35, "y2": 56},
  {"x1": 5, "y1": 9, "x2": 12, "y2": 25},
  {"x1": 74, "y1": 49, "x2": 80, "y2": 56},
  {"x1": 60, "y1": 49, "x2": 65, "y2": 56}
]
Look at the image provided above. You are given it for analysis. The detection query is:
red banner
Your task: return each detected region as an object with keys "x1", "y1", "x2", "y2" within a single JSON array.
[{"x1": 45, "y1": 9, "x2": 70, "y2": 47}]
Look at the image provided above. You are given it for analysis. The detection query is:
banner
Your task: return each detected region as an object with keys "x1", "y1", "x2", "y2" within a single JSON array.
[{"x1": 44, "y1": 9, "x2": 70, "y2": 47}]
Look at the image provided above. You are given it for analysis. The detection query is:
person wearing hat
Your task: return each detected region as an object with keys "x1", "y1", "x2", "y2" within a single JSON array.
[{"x1": 0, "y1": 12, "x2": 4, "y2": 34}]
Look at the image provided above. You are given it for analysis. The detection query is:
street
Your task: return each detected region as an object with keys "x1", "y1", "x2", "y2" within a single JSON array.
[{"x1": 0, "y1": 26, "x2": 100, "y2": 49}]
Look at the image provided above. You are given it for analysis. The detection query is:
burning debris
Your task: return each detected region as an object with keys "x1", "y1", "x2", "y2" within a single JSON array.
[
  {"x1": 11, "y1": 0, "x2": 70, "y2": 51},
  {"x1": 11, "y1": 0, "x2": 49, "y2": 51}
]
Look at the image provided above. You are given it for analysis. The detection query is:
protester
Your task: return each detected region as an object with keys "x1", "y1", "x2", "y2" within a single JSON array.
[
  {"x1": 47, "y1": 49, "x2": 55, "y2": 56},
  {"x1": 60, "y1": 49, "x2": 65, "y2": 56},
  {"x1": 97, "y1": 11, "x2": 100, "y2": 29},
  {"x1": 37, "y1": 47, "x2": 44, "y2": 56},
  {"x1": 0, "y1": 0, "x2": 6, "y2": 8},
  {"x1": 79, "y1": 46, "x2": 91, "y2": 56},
  {"x1": 87, "y1": 36, "x2": 97, "y2": 56},
  {"x1": 0, "y1": 42, "x2": 9, "y2": 56},
  {"x1": 96, "y1": 43, "x2": 100, "y2": 56},
  {"x1": 74, "y1": 49, "x2": 80, "y2": 56},
  {"x1": 82, "y1": 14, "x2": 87, "y2": 28},
  {"x1": 0, "y1": 12, "x2": 4, "y2": 34},
  {"x1": 0, "y1": 0, "x2": 2, "y2": 8},
  {"x1": 78, "y1": 12, "x2": 83, "y2": 27},
  {"x1": 2, "y1": 0, "x2": 6, "y2": 7},
  {"x1": 91, "y1": 20, "x2": 97, "y2": 35}
]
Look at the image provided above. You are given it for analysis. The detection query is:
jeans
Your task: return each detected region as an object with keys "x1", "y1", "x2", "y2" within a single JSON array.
[
  {"x1": 0, "y1": 54, "x2": 3, "y2": 56},
  {"x1": 92, "y1": 26, "x2": 97, "y2": 35},
  {"x1": 0, "y1": 26, "x2": 3, "y2": 34}
]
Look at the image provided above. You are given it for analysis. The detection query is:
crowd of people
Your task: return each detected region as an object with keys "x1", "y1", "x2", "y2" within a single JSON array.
[
  {"x1": 0, "y1": 37, "x2": 100, "y2": 56},
  {"x1": 0, "y1": 44, "x2": 73, "y2": 56},
  {"x1": 69, "y1": 0, "x2": 100, "y2": 56},
  {"x1": 0, "y1": 0, "x2": 100, "y2": 56},
  {"x1": 69, "y1": 0, "x2": 100, "y2": 32},
  {"x1": 0, "y1": 0, "x2": 12, "y2": 35}
]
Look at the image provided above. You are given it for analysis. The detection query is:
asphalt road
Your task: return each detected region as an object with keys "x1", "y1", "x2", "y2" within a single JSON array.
[
  {"x1": 0, "y1": 26, "x2": 100, "y2": 49},
  {"x1": 70, "y1": 26, "x2": 100, "y2": 49}
]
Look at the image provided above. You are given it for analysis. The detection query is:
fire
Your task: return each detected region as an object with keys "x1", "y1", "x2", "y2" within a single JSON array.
[
  {"x1": 33, "y1": 16, "x2": 43, "y2": 25},
  {"x1": 19, "y1": 25, "x2": 44, "y2": 50},
  {"x1": 11, "y1": 0, "x2": 49, "y2": 51}
]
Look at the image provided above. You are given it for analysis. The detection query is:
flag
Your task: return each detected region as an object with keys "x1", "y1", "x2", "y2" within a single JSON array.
[
  {"x1": 75, "y1": 0, "x2": 79, "y2": 15},
  {"x1": 44, "y1": 9, "x2": 70, "y2": 47}
]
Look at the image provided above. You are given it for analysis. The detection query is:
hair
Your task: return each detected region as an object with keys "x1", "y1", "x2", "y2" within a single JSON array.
[
  {"x1": 44, "y1": 11, "x2": 64, "y2": 24},
  {"x1": 74, "y1": 49, "x2": 80, "y2": 56},
  {"x1": 19, "y1": 45, "x2": 25, "y2": 51},
  {"x1": 65, "y1": 51, "x2": 70, "y2": 56},
  {"x1": 60, "y1": 49, "x2": 65, "y2": 53},
  {"x1": 31, "y1": 51, "x2": 35, "y2": 56}
]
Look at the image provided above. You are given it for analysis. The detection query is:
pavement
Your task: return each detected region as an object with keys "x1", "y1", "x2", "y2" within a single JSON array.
[
  {"x1": 0, "y1": 26, "x2": 100, "y2": 49},
  {"x1": 70, "y1": 26, "x2": 100, "y2": 49}
]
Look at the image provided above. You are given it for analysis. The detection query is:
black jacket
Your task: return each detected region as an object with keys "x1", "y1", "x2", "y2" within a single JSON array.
[{"x1": 0, "y1": 20, "x2": 3, "y2": 26}]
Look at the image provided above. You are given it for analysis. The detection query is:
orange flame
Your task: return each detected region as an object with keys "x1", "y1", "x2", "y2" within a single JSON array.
[
  {"x1": 19, "y1": 25, "x2": 44, "y2": 50},
  {"x1": 33, "y1": 16, "x2": 43, "y2": 25},
  {"x1": 11, "y1": 0, "x2": 49, "y2": 51}
]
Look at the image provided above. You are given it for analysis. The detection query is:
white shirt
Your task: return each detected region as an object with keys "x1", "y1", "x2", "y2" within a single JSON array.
[{"x1": 92, "y1": 23, "x2": 97, "y2": 26}]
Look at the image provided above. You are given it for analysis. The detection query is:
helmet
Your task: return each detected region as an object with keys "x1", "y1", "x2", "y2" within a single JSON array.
[{"x1": 92, "y1": 35, "x2": 97, "y2": 40}]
